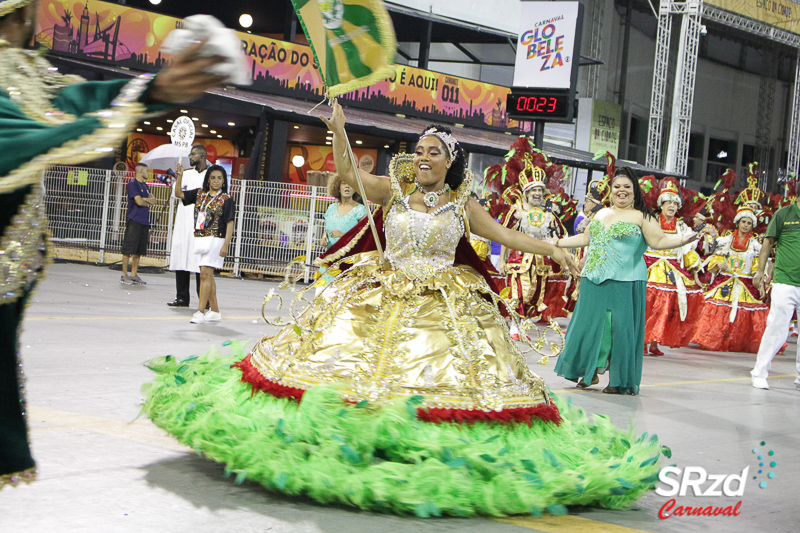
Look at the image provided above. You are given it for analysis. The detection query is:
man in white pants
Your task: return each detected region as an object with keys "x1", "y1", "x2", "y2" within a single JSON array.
[
  {"x1": 751, "y1": 195, "x2": 800, "y2": 389},
  {"x1": 167, "y1": 144, "x2": 207, "y2": 307}
]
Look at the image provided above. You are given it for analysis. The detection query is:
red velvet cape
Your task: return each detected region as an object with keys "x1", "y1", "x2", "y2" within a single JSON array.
[{"x1": 318, "y1": 207, "x2": 502, "y2": 294}]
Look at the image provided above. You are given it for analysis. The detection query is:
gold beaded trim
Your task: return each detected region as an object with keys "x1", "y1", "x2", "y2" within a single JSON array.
[
  {"x1": 0, "y1": 184, "x2": 48, "y2": 303},
  {"x1": 0, "y1": 70, "x2": 152, "y2": 194},
  {"x1": 0, "y1": 43, "x2": 86, "y2": 126},
  {"x1": 387, "y1": 154, "x2": 474, "y2": 238},
  {"x1": 0, "y1": 467, "x2": 37, "y2": 490},
  {"x1": 0, "y1": 65, "x2": 154, "y2": 303},
  {"x1": 0, "y1": 0, "x2": 34, "y2": 18}
]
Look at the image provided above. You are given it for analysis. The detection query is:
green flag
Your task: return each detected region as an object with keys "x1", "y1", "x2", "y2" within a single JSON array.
[{"x1": 291, "y1": 0, "x2": 397, "y2": 97}]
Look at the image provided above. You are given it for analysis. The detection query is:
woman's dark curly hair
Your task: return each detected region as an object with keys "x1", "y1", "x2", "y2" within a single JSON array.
[
  {"x1": 613, "y1": 166, "x2": 654, "y2": 220},
  {"x1": 202, "y1": 164, "x2": 229, "y2": 194},
  {"x1": 327, "y1": 173, "x2": 362, "y2": 204},
  {"x1": 417, "y1": 124, "x2": 468, "y2": 191}
]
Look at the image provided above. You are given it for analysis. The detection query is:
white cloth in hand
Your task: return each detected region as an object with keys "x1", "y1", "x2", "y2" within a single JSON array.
[{"x1": 162, "y1": 15, "x2": 251, "y2": 86}]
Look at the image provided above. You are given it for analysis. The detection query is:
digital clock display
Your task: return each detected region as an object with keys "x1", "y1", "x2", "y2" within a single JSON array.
[{"x1": 506, "y1": 89, "x2": 574, "y2": 122}]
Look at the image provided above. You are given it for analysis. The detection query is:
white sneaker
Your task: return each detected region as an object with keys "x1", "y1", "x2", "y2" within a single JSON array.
[
  {"x1": 204, "y1": 310, "x2": 222, "y2": 322},
  {"x1": 190, "y1": 311, "x2": 206, "y2": 324},
  {"x1": 751, "y1": 377, "x2": 769, "y2": 390}
]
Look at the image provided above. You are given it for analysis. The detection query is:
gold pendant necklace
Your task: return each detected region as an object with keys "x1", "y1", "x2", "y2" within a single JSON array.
[{"x1": 414, "y1": 178, "x2": 450, "y2": 208}]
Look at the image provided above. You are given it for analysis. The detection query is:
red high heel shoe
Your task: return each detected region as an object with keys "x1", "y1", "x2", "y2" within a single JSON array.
[{"x1": 646, "y1": 344, "x2": 664, "y2": 356}]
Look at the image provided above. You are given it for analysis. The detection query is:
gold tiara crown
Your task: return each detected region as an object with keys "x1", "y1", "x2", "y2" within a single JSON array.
[
  {"x1": 586, "y1": 179, "x2": 609, "y2": 203},
  {"x1": 518, "y1": 153, "x2": 547, "y2": 192},
  {"x1": 420, "y1": 128, "x2": 460, "y2": 159},
  {"x1": 735, "y1": 175, "x2": 764, "y2": 206},
  {"x1": 657, "y1": 180, "x2": 682, "y2": 206}
]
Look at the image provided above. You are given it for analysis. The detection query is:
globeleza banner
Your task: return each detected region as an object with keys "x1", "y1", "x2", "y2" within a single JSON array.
[
  {"x1": 35, "y1": 0, "x2": 518, "y2": 130},
  {"x1": 513, "y1": 1, "x2": 581, "y2": 89}
]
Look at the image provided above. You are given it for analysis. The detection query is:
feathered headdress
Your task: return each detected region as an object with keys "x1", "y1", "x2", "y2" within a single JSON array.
[
  {"x1": 639, "y1": 175, "x2": 660, "y2": 211},
  {"x1": 591, "y1": 151, "x2": 616, "y2": 203},
  {"x1": 682, "y1": 193, "x2": 712, "y2": 223},
  {"x1": 485, "y1": 136, "x2": 571, "y2": 222},
  {"x1": 657, "y1": 178, "x2": 682, "y2": 208},
  {"x1": 779, "y1": 172, "x2": 797, "y2": 203},
  {"x1": 715, "y1": 168, "x2": 738, "y2": 192},
  {"x1": 708, "y1": 191, "x2": 738, "y2": 234},
  {"x1": 735, "y1": 162, "x2": 765, "y2": 207}
]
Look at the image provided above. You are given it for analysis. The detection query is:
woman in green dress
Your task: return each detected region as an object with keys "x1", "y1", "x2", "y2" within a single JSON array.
[{"x1": 553, "y1": 168, "x2": 700, "y2": 395}]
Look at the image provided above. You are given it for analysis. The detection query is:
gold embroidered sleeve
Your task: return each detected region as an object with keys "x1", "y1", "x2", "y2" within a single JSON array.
[{"x1": 0, "y1": 74, "x2": 154, "y2": 193}]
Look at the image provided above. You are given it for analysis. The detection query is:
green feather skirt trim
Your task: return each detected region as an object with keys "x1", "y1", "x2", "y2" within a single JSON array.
[{"x1": 141, "y1": 345, "x2": 669, "y2": 517}]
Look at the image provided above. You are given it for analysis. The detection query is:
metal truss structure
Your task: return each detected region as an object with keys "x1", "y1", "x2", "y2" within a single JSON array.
[
  {"x1": 586, "y1": 0, "x2": 606, "y2": 98},
  {"x1": 755, "y1": 45, "x2": 778, "y2": 188},
  {"x1": 647, "y1": 1, "x2": 800, "y2": 179},
  {"x1": 664, "y1": 0, "x2": 702, "y2": 175},
  {"x1": 647, "y1": 0, "x2": 701, "y2": 175},
  {"x1": 702, "y1": 4, "x2": 800, "y2": 48},
  {"x1": 704, "y1": 3, "x2": 800, "y2": 182},
  {"x1": 645, "y1": 0, "x2": 674, "y2": 170},
  {"x1": 789, "y1": 49, "x2": 800, "y2": 178}
]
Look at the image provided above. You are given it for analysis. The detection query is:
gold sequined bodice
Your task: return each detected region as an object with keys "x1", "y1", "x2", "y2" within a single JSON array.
[{"x1": 384, "y1": 196, "x2": 465, "y2": 280}]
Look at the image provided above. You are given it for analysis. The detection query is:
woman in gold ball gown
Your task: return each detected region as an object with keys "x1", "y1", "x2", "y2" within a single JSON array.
[
  {"x1": 143, "y1": 102, "x2": 668, "y2": 517},
  {"x1": 241, "y1": 102, "x2": 576, "y2": 419}
]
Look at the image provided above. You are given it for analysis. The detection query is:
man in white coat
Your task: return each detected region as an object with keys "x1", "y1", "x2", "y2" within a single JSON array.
[{"x1": 167, "y1": 144, "x2": 208, "y2": 307}]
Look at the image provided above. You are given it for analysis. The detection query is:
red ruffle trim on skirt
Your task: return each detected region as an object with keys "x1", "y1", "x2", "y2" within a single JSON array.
[
  {"x1": 234, "y1": 355, "x2": 306, "y2": 400},
  {"x1": 234, "y1": 355, "x2": 561, "y2": 425},
  {"x1": 691, "y1": 302, "x2": 768, "y2": 353},
  {"x1": 644, "y1": 288, "x2": 704, "y2": 347},
  {"x1": 417, "y1": 403, "x2": 561, "y2": 425}
]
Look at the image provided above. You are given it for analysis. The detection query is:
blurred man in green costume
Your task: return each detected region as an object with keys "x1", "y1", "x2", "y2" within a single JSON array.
[{"x1": 0, "y1": 0, "x2": 228, "y2": 488}]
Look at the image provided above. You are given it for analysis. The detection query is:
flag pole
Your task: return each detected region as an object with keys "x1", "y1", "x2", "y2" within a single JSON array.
[{"x1": 338, "y1": 120, "x2": 385, "y2": 263}]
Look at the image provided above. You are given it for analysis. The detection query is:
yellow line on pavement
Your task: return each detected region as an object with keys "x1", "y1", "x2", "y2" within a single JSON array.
[
  {"x1": 28, "y1": 406, "x2": 190, "y2": 452},
  {"x1": 494, "y1": 515, "x2": 652, "y2": 532},
  {"x1": 641, "y1": 374, "x2": 795, "y2": 387},
  {"x1": 550, "y1": 374, "x2": 796, "y2": 394}
]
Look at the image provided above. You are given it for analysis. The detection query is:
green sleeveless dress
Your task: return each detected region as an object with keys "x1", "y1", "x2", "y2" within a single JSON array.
[{"x1": 555, "y1": 220, "x2": 648, "y2": 395}]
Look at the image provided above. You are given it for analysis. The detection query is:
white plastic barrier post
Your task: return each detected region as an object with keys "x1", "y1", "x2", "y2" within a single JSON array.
[
  {"x1": 98, "y1": 170, "x2": 112, "y2": 263},
  {"x1": 303, "y1": 185, "x2": 318, "y2": 284}
]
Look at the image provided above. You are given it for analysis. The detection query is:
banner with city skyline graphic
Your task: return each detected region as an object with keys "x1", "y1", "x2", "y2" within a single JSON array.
[{"x1": 34, "y1": 0, "x2": 519, "y2": 131}]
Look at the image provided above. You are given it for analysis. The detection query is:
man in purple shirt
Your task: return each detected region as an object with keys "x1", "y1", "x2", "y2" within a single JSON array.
[{"x1": 121, "y1": 163, "x2": 158, "y2": 284}]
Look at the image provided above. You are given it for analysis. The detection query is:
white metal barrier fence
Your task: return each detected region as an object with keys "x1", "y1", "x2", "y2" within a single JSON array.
[{"x1": 42, "y1": 165, "x2": 357, "y2": 282}]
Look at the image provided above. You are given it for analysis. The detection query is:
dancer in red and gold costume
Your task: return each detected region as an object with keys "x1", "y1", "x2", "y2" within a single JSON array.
[
  {"x1": 571, "y1": 179, "x2": 609, "y2": 294},
  {"x1": 691, "y1": 205, "x2": 768, "y2": 352},
  {"x1": 688, "y1": 202, "x2": 718, "y2": 287},
  {"x1": 689, "y1": 202, "x2": 718, "y2": 259},
  {"x1": 735, "y1": 164, "x2": 771, "y2": 234},
  {"x1": 487, "y1": 144, "x2": 574, "y2": 336},
  {"x1": 643, "y1": 180, "x2": 704, "y2": 355}
]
